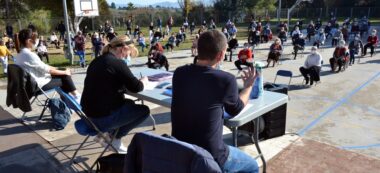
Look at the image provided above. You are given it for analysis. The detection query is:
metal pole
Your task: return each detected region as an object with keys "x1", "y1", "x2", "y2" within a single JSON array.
[
  {"x1": 63, "y1": 0, "x2": 74, "y2": 65},
  {"x1": 350, "y1": 8, "x2": 353, "y2": 18},
  {"x1": 278, "y1": 0, "x2": 282, "y2": 23},
  {"x1": 368, "y1": 7, "x2": 371, "y2": 18},
  {"x1": 287, "y1": 9, "x2": 290, "y2": 29}
]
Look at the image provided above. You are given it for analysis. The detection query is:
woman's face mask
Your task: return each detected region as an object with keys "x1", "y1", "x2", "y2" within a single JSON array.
[
  {"x1": 311, "y1": 50, "x2": 317, "y2": 54},
  {"x1": 372, "y1": 32, "x2": 376, "y2": 36}
]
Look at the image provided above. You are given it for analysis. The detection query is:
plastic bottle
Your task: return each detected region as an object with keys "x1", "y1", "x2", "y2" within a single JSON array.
[{"x1": 250, "y1": 62, "x2": 264, "y2": 99}]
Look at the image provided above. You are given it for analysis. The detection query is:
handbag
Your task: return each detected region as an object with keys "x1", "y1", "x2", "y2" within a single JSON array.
[{"x1": 95, "y1": 153, "x2": 126, "y2": 173}]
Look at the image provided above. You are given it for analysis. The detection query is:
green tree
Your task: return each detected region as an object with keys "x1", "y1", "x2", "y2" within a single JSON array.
[
  {"x1": 127, "y1": 2, "x2": 135, "y2": 10},
  {"x1": 110, "y1": 2, "x2": 116, "y2": 9}
]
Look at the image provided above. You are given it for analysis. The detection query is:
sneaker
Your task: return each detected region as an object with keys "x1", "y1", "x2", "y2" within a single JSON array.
[{"x1": 111, "y1": 138, "x2": 128, "y2": 154}]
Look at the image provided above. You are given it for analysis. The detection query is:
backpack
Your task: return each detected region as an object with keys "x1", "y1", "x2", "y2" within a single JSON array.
[{"x1": 48, "y1": 98, "x2": 71, "y2": 130}]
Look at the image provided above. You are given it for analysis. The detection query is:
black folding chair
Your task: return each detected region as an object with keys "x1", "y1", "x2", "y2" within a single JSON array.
[{"x1": 6, "y1": 64, "x2": 55, "y2": 121}]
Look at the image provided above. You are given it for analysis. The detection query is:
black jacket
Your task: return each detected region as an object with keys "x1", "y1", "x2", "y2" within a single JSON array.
[{"x1": 6, "y1": 64, "x2": 39, "y2": 112}]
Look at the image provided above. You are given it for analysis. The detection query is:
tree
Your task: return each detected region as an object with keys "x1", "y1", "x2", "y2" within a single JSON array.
[
  {"x1": 110, "y1": 2, "x2": 116, "y2": 9},
  {"x1": 178, "y1": 0, "x2": 193, "y2": 18},
  {"x1": 127, "y1": 2, "x2": 135, "y2": 10}
]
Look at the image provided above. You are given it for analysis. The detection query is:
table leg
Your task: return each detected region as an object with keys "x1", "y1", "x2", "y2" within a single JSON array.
[
  {"x1": 232, "y1": 127, "x2": 238, "y2": 147},
  {"x1": 254, "y1": 118, "x2": 266, "y2": 173}
]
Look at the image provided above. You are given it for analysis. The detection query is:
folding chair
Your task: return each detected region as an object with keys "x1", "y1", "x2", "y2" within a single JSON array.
[
  {"x1": 56, "y1": 88, "x2": 154, "y2": 172},
  {"x1": 6, "y1": 64, "x2": 55, "y2": 121},
  {"x1": 274, "y1": 70, "x2": 293, "y2": 87}
]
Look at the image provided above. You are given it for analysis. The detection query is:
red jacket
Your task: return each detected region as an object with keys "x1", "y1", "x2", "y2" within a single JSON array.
[
  {"x1": 367, "y1": 36, "x2": 378, "y2": 45},
  {"x1": 238, "y1": 49, "x2": 253, "y2": 63},
  {"x1": 333, "y1": 47, "x2": 348, "y2": 61}
]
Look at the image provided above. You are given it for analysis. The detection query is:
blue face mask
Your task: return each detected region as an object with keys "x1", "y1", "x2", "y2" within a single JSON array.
[{"x1": 124, "y1": 55, "x2": 131, "y2": 66}]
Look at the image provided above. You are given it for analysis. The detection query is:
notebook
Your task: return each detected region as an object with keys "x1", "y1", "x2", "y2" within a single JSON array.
[{"x1": 148, "y1": 73, "x2": 173, "y2": 82}]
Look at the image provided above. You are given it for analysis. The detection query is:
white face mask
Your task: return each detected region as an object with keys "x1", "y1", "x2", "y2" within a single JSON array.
[
  {"x1": 372, "y1": 32, "x2": 376, "y2": 36},
  {"x1": 355, "y1": 37, "x2": 359, "y2": 41},
  {"x1": 124, "y1": 55, "x2": 131, "y2": 66},
  {"x1": 311, "y1": 50, "x2": 316, "y2": 54}
]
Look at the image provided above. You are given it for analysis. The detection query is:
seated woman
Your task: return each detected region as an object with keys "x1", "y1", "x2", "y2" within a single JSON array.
[
  {"x1": 147, "y1": 46, "x2": 169, "y2": 71},
  {"x1": 14, "y1": 29, "x2": 81, "y2": 102},
  {"x1": 234, "y1": 43, "x2": 254, "y2": 72},
  {"x1": 36, "y1": 40, "x2": 49, "y2": 63},
  {"x1": 293, "y1": 36, "x2": 306, "y2": 60},
  {"x1": 362, "y1": 29, "x2": 378, "y2": 57},
  {"x1": 137, "y1": 33, "x2": 146, "y2": 52},
  {"x1": 299, "y1": 46, "x2": 323, "y2": 86},
  {"x1": 165, "y1": 33, "x2": 176, "y2": 52},
  {"x1": 49, "y1": 32, "x2": 60, "y2": 49},
  {"x1": 329, "y1": 40, "x2": 349, "y2": 72},
  {"x1": 224, "y1": 34, "x2": 238, "y2": 61},
  {"x1": 81, "y1": 35, "x2": 150, "y2": 153},
  {"x1": 267, "y1": 38, "x2": 283, "y2": 68},
  {"x1": 348, "y1": 35, "x2": 363, "y2": 65},
  {"x1": 277, "y1": 27, "x2": 287, "y2": 45},
  {"x1": 313, "y1": 29, "x2": 326, "y2": 49}
]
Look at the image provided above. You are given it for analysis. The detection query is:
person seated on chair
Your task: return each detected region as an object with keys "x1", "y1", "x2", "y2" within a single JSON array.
[
  {"x1": 235, "y1": 43, "x2": 254, "y2": 72},
  {"x1": 36, "y1": 40, "x2": 49, "y2": 63},
  {"x1": 165, "y1": 33, "x2": 176, "y2": 52},
  {"x1": 171, "y1": 30, "x2": 259, "y2": 173},
  {"x1": 313, "y1": 29, "x2": 326, "y2": 49},
  {"x1": 106, "y1": 28, "x2": 117, "y2": 42},
  {"x1": 14, "y1": 29, "x2": 81, "y2": 102},
  {"x1": 191, "y1": 34, "x2": 199, "y2": 57},
  {"x1": 81, "y1": 35, "x2": 150, "y2": 153},
  {"x1": 278, "y1": 27, "x2": 287, "y2": 45},
  {"x1": 147, "y1": 45, "x2": 169, "y2": 71},
  {"x1": 329, "y1": 40, "x2": 349, "y2": 73},
  {"x1": 261, "y1": 25, "x2": 272, "y2": 43},
  {"x1": 293, "y1": 36, "x2": 305, "y2": 60},
  {"x1": 137, "y1": 33, "x2": 146, "y2": 53},
  {"x1": 291, "y1": 26, "x2": 302, "y2": 45},
  {"x1": 348, "y1": 35, "x2": 363, "y2": 65},
  {"x1": 306, "y1": 21, "x2": 316, "y2": 42},
  {"x1": 175, "y1": 31, "x2": 183, "y2": 47},
  {"x1": 362, "y1": 29, "x2": 378, "y2": 57},
  {"x1": 224, "y1": 34, "x2": 238, "y2": 61},
  {"x1": 0, "y1": 40, "x2": 12, "y2": 74},
  {"x1": 49, "y1": 32, "x2": 60, "y2": 49},
  {"x1": 331, "y1": 27, "x2": 343, "y2": 47},
  {"x1": 299, "y1": 46, "x2": 323, "y2": 86},
  {"x1": 351, "y1": 20, "x2": 360, "y2": 36},
  {"x1": 267, "y1": 38, "x2": 283, "y2": 68}
]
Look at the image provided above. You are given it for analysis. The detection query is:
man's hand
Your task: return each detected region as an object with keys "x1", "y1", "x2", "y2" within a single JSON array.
[
  {"x1": 140, "y1": 76, "x2": 149, "y2": 85},
  {"x1": 65, "y1": 69, "x2": 72, "y2": 76},
  {"x1": 241, "y1": 67, "x2": 258, "y2": 89}
]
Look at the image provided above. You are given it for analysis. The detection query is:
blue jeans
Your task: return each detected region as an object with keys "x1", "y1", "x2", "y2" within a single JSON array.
[
  {"x1": 76, "y1": 50, "x2": 85, "y2": 65},
  {"x1": 89, "y1": 103, "x2": 150, "y2": 138},
  {"x1": 223, "y1": 146, "x2": 259, "y2": 173},
  {"x1": 139, "y1": 42, "x2": 146, "y2": 52}
]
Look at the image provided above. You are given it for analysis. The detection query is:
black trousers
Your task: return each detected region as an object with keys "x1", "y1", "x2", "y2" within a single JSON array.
[
  {"x1": 299, "y1": 66, "x2": 321, "y2": 83},
  {"x1": 42, "y1": 75, "x2": 76, "y2": 93},
  {"x1": 363, "y1": 43, "x2": 375, "y2": 56},
  {"x1": 224, "y1": 48, "x2": 234, "y2": 61},
  {"x1": 37, "y1": 52, "x2": 49, "y2": 63},
  {"x1": 329, "y1": 57, "x2": 344, "y2": 72},
  {"x1": 293, "y1": 45, "x2": 304, "y2": 59},
  {"x1": 234, "y1": 60, "x2": 253, "y2": 71}
]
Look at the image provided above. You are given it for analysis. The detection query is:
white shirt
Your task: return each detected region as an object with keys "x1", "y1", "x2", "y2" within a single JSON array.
[
  {"x1": 304, "y1": 52, "x2": 323, "y2": 68},
  {"x1": 37, "y1": 45, "x2": 48, "y2": 53},
  {"x1": 50, "y1": 35, "x2": 58, "y2": 42},
  {"x1": 15, "y1": 48, "x2": 51, "y2": 87}
]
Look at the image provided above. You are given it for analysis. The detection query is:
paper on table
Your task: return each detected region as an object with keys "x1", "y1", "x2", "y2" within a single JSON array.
[
  {"x1": 144, "y1": 81, "x2": 159, "y2": 90},
  {"x1": 224, "y1": 103, "x2": 253, "y2": 119}
]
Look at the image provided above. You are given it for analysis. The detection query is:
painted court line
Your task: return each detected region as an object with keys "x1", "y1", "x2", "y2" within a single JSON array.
[
  {"x1": 297, "y1": 71, "x2": 380, "y2": 136},
  {"x1": 341, "y1": 143, "x2": 380, "y2": 150}
]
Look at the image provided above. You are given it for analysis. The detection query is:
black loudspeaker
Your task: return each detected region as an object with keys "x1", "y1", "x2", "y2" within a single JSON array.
[{"x1": 262, "y1": 104, "x2": 287, "y2": 139}]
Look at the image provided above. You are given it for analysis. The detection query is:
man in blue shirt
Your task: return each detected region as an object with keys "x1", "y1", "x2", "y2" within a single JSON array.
[{"x1": 171, "y1": 30, "x2": 259, "y2": 173}]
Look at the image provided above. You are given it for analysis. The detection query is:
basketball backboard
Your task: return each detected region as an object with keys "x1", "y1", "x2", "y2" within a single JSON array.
[{"x1": 74, "y1": 0, "x2": 99, "y2": 17}]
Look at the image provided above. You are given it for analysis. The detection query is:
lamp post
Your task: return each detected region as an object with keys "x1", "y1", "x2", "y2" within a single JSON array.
[
  {"x1": 278, "y1": 0, "x2": 282, "y2": 24},
  {"x1": 63, "y1": 0, "x2": 74, "y2": 65}
]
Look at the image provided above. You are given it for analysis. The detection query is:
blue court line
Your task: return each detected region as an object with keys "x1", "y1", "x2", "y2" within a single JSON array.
[
  {"x1": 341, "y1": 143, "x2": 380, "y2": 150},
  {"x1": 297, "y1": 71, "x2": 380, "y2": 136}
]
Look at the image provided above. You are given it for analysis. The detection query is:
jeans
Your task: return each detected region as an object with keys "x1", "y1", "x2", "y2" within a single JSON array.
[
  {"x1": 139, "y1": 42, "x2": 146, "y2": 52},
  {"x1": 76, "y1": 50, "x2": 85, "y2": 66},
  {"x1": 0, "y1": 56, "x2": 8, "y2": 74},
  {"x1": 349, "y1": 49, "x2": 357, "y2": 64},
  {"x1": 223, "y1": 146, "x2": 259, "y2": 173},
  {"x1": 90, "y1": 102, "x2": 150, "y2": 139}
]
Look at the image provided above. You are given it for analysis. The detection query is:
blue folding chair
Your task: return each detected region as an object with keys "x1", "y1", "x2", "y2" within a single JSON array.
[
  {"x1": 274, "y1": 70, "x2": 293, "y2": 87},
  {"x1": 56, "y1": 88, "x2": 154, "y2": 172}
]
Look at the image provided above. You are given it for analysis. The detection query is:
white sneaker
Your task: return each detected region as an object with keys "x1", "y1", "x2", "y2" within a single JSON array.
[{"x1": 111, "y1": 138, "x2": 128, "y2": 154}]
